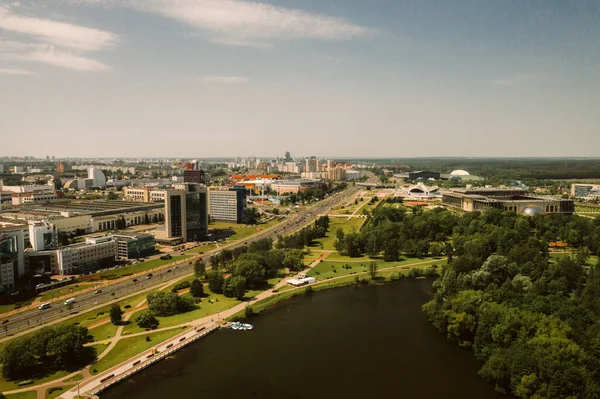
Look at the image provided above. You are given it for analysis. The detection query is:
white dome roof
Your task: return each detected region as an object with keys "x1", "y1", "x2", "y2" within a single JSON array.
[{"x1": 450, "y1": 169, "x2": 470, "y2": 176}]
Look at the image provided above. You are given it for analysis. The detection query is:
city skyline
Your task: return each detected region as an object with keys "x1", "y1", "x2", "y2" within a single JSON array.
[{"x1": 1, "y1": 0, "x2": 599, "y2": 157}]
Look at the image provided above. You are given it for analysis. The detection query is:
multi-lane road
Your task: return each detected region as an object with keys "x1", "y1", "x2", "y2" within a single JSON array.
[{"x1": 0, "y1": 186, "x2": 360, "y2": 339}]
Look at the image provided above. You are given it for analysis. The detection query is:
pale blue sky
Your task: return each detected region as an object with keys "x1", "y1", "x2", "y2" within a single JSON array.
[{"x1": 0, "y1": 0, "x2": 599, "y2": 158}]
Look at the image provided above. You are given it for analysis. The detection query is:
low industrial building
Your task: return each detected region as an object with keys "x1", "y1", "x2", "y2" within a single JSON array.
[
  {"x1": 442, "y1": 188, "x2": 574, "y2": 215},
  {"x1": 11, "y1": 190, "x2": 59, "y2": 205},
  {"x1": 0, "y1": 200, "x2": 164, "y2": 236},
  {"x1": 53, "y1": 236, "x2": 117, "y2": 275}
]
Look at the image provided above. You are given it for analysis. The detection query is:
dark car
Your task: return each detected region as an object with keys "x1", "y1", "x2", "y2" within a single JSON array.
[
  {"x1": 146, "y1": 274, "x2": 153, "y2": 279},
  {"x1": 166, "y1": 269, "x2": 172, "y2": 273},
  {"x1": 132, "y1": 278, "x2": 138, "y2": 282},
  {"x1": 1, "y1": 319, "x2": 9, "y2": 324}
]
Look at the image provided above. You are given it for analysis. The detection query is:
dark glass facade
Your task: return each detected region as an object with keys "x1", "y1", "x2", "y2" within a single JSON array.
[
  {"x1": 186, "y1": 191, "x2": 208, "y2": 241},
  {"x1": 169, "y1": 195, "x2": 182, "y2": 238}
]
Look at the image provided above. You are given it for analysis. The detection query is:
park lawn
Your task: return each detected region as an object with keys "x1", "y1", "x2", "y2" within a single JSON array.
[
  {"x1": 0, "y1": 369, "x2": 70, "y2": 393},
  {"x1": 89, "y1": 321, "x2": 118, "y2": 342},
  {"x1": 121, "y1": 289, "x2": 240, "y2": 335},
  {"x1": 6, "y1": 391, "x2": 37, "y2": 399},
  {"x1": 324, "y1": 251, "x2": 374, "y2": 262},
  {"x1": 91, "y1": 327, "x2": 187, "y2": 375},
  {"x1": 90, "y1": 343, "x2": 110, "y2": 358},
  {"x1": 308, "y1": 257, "x2": 443, "y2": 281},
  {"x1": 311, "y1": 217, "x2": 366, "y2": 250},
  {"x1": 63, "y1": 373, "x2": 84, "y2": 382},
  {"x1": 47, "y1": 384, "x2": 75, "y2": 399},
  {"x1": 94, "y1": 256, "x2": 190, "y2": 280}
]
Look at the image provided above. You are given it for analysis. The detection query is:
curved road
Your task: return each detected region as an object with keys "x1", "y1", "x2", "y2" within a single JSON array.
[{"x1": 0, "y1": 186, "x2": 360, "y2": 340}]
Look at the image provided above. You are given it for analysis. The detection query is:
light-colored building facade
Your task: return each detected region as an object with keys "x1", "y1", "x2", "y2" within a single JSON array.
[
  {"x1": 571, "y1": 183, "x2": 600, "y2": 198},
  {"x1": 12, "y1": 191, "x2": 58, "y2": 205},
  {"x1": 28, "y1": 222, "x2": 57, "y2": 251},
  {"x1": 442, "y1": 188, "x2": 575, "y2": 215},
  {"x1": 55, "y1": 236, "x2": 117, "y2": 275},
  {"x1": 123, "y1": 187, "x2": 166, "y2": 202},
  {"x1": 208, "y1": 189, "x2": 245, "y2": 223}
]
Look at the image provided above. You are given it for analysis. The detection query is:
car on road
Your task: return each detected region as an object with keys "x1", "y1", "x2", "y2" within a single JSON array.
[
  {"x1": 166, "y1": 269, "x2": 172, "y2": 273},
  {"x1": 39, "y1": 303, "x2": 51, "y2": 310},
  {"x1": 132, "y1": 278, "x2": 138, "y2": 282},
  {"x1": 146, "y1": 273, "x2": 153, "y2": 279},
  {"x1": 1, "y1": 319, "x2": 9, "y2": 324},
  {"x1": 95, "y1": 290, "x2": 102, "y2": 294},
  {"x1": 64, "y1": 298, "x2": 76, "y2": 305}
]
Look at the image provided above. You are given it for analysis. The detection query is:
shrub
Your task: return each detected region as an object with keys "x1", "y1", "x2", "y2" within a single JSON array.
[
  {"x1": 171, "y1": 280, "x2": 191, "y2": 293},
  {"x1": 136, "y1": 311, "x2": 159, "y2": 329}
]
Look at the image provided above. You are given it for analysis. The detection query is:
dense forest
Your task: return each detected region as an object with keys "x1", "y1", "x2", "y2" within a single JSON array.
[
  {"x1": 351, "y1": 205, "x2": 600, "y2": 399},
  {"x1": 342, "y1": 158, "x2": 600, "y2": 181}
]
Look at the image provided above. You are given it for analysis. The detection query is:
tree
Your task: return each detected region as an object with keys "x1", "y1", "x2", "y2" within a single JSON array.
[
  {"x1": 193, "y1": 260, "x2": 206, "y2": 279},
  {"x1": 109, "y1": 304, "x2": 123, "y2": 325},
  {"x1": 241, "y1": 208, "x2": 260, "y2": 225},
  {"x1": 234, "y1": 259, "x2": 266, "y2": 288},
  {"x1": 189, "y1": 279, "x2": 204, "y2": 298},
  {"x1": 208, "y1": 271, "x2": 225, "y2": 294},
  {"x1": 282, "y1": 250, "x2": 304, "y2": 272},
  {"x1": 368, "y1": 262, "x2": 378, "y2": 279},
  {"x1": 146, "y1": 292, "x2": 194, "y2": 316},
  {"x1": 107, "y1": 192, "x2": 118, "y2": 200},
  {"x1": 222, "y1": 276, "x2": 247, "y2": 300},
  {"x1": 135, "y1": 311, "x2": 159, "y2": 329}
]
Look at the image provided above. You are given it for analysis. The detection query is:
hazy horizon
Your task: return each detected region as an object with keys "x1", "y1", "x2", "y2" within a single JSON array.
[{"x1": 1, "y1": 0, "x2": 599, "y2": 158}]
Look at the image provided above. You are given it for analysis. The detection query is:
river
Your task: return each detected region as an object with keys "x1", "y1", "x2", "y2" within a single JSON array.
[{"x1": 101, "y1": 279, "x2": 505, "y2": 399}]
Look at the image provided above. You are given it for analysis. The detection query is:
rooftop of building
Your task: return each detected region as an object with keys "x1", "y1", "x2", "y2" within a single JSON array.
[{"x1": 1, "y1": 199, "x2": 163, "y2": 219}]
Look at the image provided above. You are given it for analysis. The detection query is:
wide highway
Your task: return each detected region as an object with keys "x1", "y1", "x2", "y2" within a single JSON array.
[{"x1": 0, "y1": 186, "x2": 360, "y2": 339}]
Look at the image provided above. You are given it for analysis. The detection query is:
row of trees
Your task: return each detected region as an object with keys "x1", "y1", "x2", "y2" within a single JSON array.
[
  {"x1": 207, "y1": 237, "x2": 306, "y2": 300},
  {"x1": 0, "y1": 324, "x2": 90, "y2": 380},
  {"x1": 276, "y1": 216, "x2": 330, "y2": 249},
  {"x1": 334, "y1": 206, "x2": 600, "y2": 262}
]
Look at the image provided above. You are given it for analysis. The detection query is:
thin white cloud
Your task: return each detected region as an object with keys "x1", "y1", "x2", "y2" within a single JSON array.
[
  {"x1": 0, "y1": 67, "x2": 38, "y2": 75},
  {"x1": 200, "y1": 76, "x2": 247, "y2": 83},
  {"x1": 3, "y1": 46, "x2": 110, "y2": 71},
  {"x1": 0, "y1": 6, "x2": 114, "y2": 71},
  {"x1": 490, "y1": 73, "x2": 547, "y2": 87},
  {"x1": 0, "y1": 4, "x2": 117, "y2": 50},
  {"x1": 70, "y1": 0, "x2": 375, "y2": 46}
]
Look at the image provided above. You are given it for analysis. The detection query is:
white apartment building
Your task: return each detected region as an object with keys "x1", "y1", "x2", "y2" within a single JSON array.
[{"x1": 209, "y1": 190, "x2": 245, "y2": 223}]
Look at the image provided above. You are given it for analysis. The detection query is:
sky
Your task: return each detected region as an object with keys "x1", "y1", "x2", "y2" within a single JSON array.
[{"x1": 0, "y1": 0, "x2": 599, "y2": 158}]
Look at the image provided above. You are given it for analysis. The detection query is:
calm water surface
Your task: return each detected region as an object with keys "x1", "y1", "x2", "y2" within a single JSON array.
[{"x1": 101, "y1": 279, "x2": 505, "y2": 399}]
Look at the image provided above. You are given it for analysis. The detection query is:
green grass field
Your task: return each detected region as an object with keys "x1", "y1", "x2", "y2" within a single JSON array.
[
  {"x1": 89, "y1": 321, "x2": 119, "y2": 342},
  {"x1": 307, "y1": 257, "x2": 443, "y2": 281},
  {"x1": 0, "y1": 368, "x2": 70, "y2": 393},
  {"x1": 47, "y1": 384, "x2": 75, "y2": 399},
  {"x1": 91, "y1": 327, "x2": 188, "y2": 375},
  {"x1": 121, "y1": 288, "x2": 240, "y2": 335},
  {"x1": 6, "y1": 391, "x2": 37, "y2": 399},
  {"x1": 90, "y1": 343, "x2": 110, "y2": 358}
]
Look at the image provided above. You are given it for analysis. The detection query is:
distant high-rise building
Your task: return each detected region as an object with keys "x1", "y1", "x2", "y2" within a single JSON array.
[
  {"x1": 285, "y1": 151, "x2": 292, "y2": 162},
  {"x1": 57, "y1": 162, "x2": 65, "y2": 173},
  {"x1": 305, "y1": 156, "x2": 317, "y2": 173},
  {"x1": 183, "y1": 170, "x2": 206, "y2": 184},
  {"x1": 208, "y1": 188, "x2": 246, "y2": 223}
]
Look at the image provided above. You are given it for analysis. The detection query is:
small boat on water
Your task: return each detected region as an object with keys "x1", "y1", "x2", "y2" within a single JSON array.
[{"x1": 229, "y1": 321, "x2": 253, "y2": 331}]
